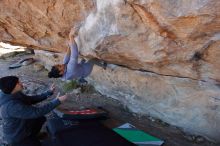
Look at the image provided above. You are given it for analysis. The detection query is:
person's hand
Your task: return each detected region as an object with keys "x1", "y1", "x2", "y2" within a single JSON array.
[
  {"x1": 69, "y1": 27, "x2": 77, "y2": 38},
  {"x1": 49, "y1": 83, "x2": 55, "y2": 94},
  {"x1": 57, "y1": 94, "x2": 69, "y2": 103},
  {"x1": 69, "y1": 26, "x2": 80, "y2": 38}
]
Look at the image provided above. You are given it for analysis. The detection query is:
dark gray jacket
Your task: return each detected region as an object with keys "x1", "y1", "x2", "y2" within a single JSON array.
[{"x1": 0, "y1": 91, "x2": 61, "y2": 144}]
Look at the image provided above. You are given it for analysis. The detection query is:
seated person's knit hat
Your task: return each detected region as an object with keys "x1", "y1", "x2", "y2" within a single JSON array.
[{"x1": 0, "y1": 76, "x2": 19, "y2": 94}]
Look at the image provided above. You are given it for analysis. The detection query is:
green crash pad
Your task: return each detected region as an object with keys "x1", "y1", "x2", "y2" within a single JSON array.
[{"x1": 113, "y1": 123, "x2": 164, "y2": 146}]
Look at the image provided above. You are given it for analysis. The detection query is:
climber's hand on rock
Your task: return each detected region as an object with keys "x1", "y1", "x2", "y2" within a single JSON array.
[{"x1": 69, "y1": 27, "x2": 79, "y2": 38}]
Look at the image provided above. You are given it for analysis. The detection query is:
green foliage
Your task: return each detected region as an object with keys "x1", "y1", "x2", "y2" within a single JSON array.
[
  {"x1": 62, "y1": 80, "x2": 78, "y2": 92},
  {"x1": 62, "y1": 80, "x2": 97, "y2": 94}
]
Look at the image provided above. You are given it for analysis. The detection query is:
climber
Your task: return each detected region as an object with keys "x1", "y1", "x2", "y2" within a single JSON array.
[{"x1": 48, "y1": 27, "x2": 107, "y2": 84}]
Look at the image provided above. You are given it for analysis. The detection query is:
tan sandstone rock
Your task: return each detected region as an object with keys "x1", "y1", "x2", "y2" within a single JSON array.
[
  {"x1": 0, "y1": 0, "x2": 94, "y2": 51},
  {"x1": 1, "y1": 0, "x2": 219, "y2": 82},
  {"x1": 88, "y1": 65, "x2": 220, "y2": 142}
]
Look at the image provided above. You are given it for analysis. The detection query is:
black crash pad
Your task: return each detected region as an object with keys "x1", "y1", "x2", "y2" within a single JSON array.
[{"x1": 45, "y1": 118, "x2": 135, "y2": 146}]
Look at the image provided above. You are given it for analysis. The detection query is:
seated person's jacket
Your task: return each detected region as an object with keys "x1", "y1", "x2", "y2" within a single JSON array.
[{"x1": 0, "y1": 91, "x2": 60, "y2": 144}]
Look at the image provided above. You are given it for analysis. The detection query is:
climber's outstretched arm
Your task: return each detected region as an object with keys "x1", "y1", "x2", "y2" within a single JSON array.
[
  {"x1": 63, "y1": 46, "x2": 71, "y2": 65},
  {"x1": 63, "y1": 27, "x2": 78, "y2": 64},
  {"x1": 68, "y1": 28, "x2": 78, "y2": 61}
]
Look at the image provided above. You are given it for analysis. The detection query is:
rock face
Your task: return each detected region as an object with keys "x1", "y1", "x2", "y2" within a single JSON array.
[
  {"x1": 88, "y1": 65, "x2": 220, "y2": 142},
  {"x1": 0, "y1": 0, "x2": 94, "y2": 51},
  {"x1": 1, "y1": 0, "x2": 220, "y2": 142}
]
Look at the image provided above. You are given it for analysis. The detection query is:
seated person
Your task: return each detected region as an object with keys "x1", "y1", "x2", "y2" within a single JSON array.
[
  {"x1": 0, "y1": 76, "x2": 69, "y2": 146},
  {"x1": 48, "y1": 27, "x2": 106, "y2": 83}
]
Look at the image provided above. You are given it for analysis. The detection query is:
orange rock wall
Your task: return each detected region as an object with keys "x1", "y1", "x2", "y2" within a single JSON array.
[{"x1": 1, "y1": 0, "x2": 219, "y2": 82}]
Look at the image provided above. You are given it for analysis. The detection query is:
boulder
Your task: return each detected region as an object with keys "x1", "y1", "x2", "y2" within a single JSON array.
[{"x1": 88, "y1": 65, "x2": 220, "y2": 142}]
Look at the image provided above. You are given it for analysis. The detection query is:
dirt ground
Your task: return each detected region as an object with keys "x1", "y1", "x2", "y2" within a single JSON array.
[{"x1": 0, "y1": 51, "x2": 218, "y2": 146}]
